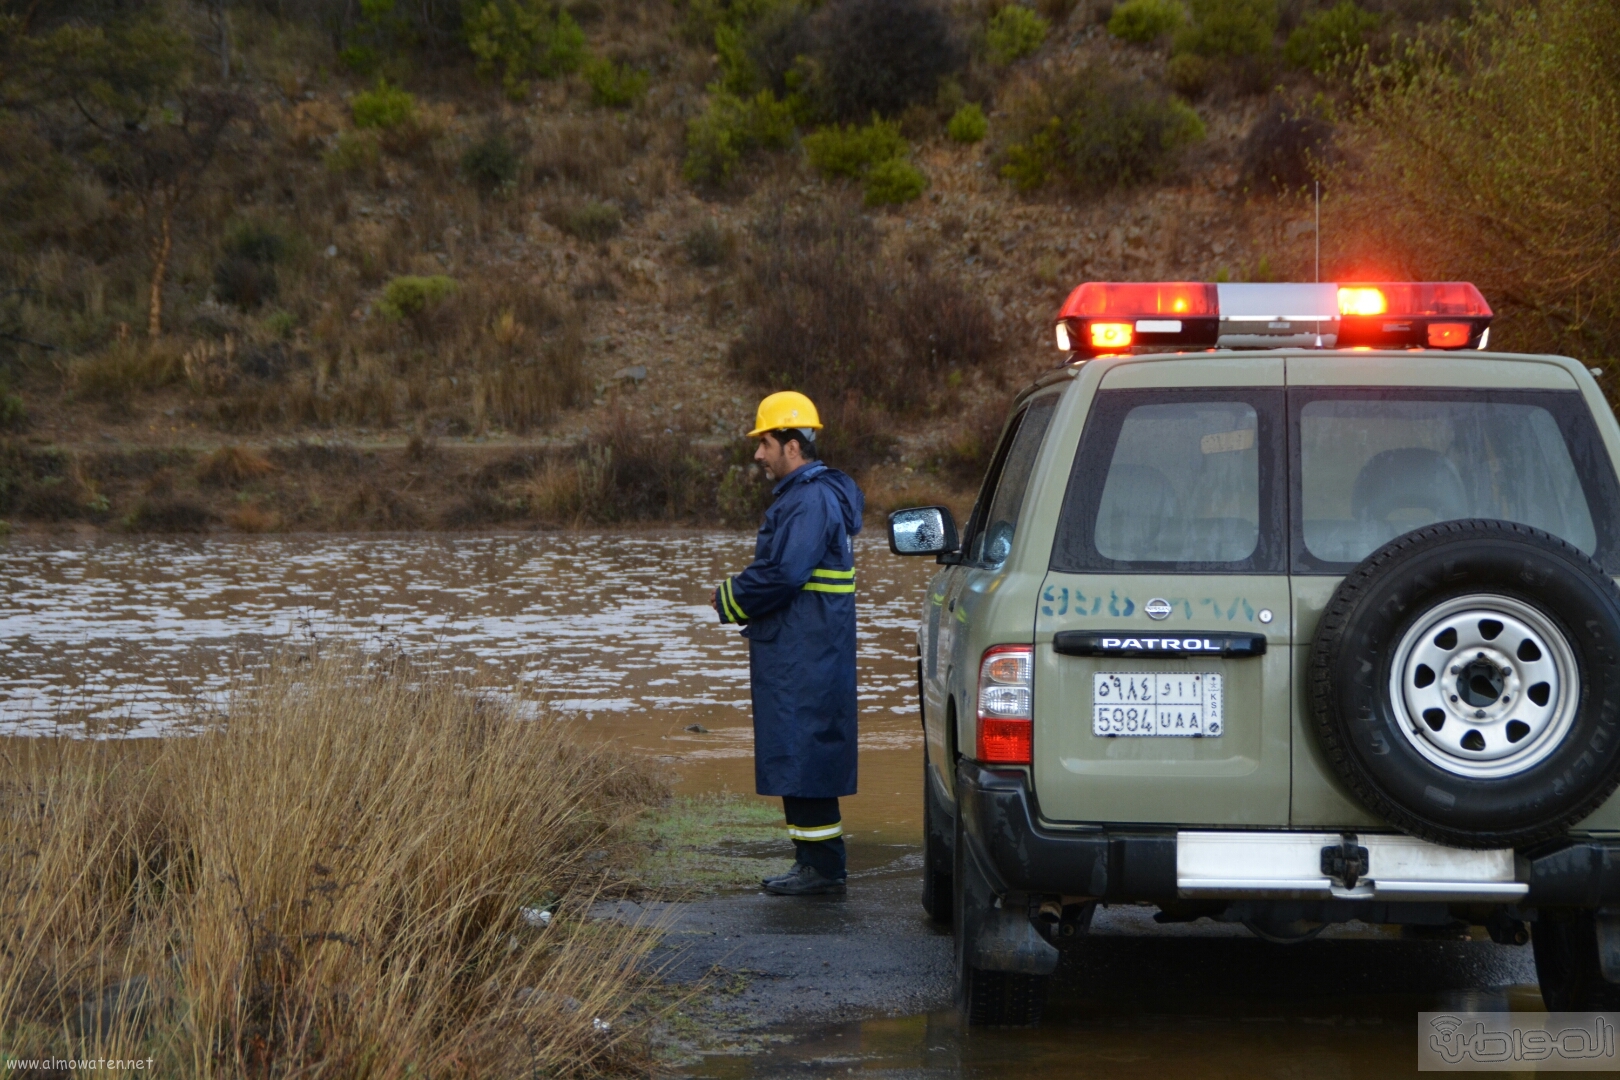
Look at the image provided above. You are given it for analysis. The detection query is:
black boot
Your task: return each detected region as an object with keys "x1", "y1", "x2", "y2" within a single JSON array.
[
  {"x1": 763, "y1": 863, "x2": 846, "y2": 896},
  {"x1": 761, "y1": 864, "x2": 803, "y2": 888}
]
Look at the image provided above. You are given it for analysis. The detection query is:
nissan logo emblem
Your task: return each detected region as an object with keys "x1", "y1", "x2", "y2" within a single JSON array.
[{"x1": 1145, "y1": 598, "x2": 1173, "y2": 621}]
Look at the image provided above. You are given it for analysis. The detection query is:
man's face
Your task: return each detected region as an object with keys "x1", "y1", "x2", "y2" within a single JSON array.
[{"x1": 754, "y1": 433, "x2": 797, "y2": 481}]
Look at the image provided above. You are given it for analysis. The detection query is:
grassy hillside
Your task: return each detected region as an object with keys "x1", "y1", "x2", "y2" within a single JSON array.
[{"x1": 1, "y1": 0, "x2": 1613, "y2": 534}]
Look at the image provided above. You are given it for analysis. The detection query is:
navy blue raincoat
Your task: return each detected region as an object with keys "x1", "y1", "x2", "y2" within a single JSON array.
[{"x1": 716, "y1": 462, "x2": 864, "y2": 798}]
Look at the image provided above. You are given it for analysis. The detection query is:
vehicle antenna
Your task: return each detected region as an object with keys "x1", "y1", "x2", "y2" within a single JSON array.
[{"x1": 1314, "y1": 180, "x2": 1324, "y2": 348}]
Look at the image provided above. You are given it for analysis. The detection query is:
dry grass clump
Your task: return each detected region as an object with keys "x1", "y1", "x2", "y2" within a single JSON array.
[
  {"x1": 196, "y1": 446, "x2": 277, "y2": 488},
  {"x1": 0, "y1": 649, "x2": 667, "y2": 1075},
  {"x1": 520, "y1": 421, "x2": 718, "y2": 527}
]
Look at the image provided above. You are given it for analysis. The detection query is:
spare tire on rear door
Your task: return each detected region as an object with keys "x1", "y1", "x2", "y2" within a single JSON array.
[{"x1": 1308, "y1": 519, "x2": 1620, "y2": 849}]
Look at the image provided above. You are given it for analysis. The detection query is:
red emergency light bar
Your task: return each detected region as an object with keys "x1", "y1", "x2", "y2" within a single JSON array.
[{"x1": 1055, "y1": 281, "x2": 1493, "y2": 359}]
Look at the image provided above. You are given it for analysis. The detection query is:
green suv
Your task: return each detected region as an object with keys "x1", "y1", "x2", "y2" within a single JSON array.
[{"x1": 888, "y1": 281, "x2": 1620, "y2": 1025}]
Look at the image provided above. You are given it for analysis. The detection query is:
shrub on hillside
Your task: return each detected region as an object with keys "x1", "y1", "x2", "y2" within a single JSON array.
[
  {"x1": 1325, "y1": 0, "x2": 1620, "y2": 359},
  {"x1": 529, "y1": 422, "x2": 718, "y2": 524},
  {"x1": 351, "y1": 79, "x2": 416, "y2": 128},
  {"x1": 684, "y1": 220, "x2": 738, "y2": 267},
  {"x1": 585, "y1": 57, "x2": 650, "y2": 108},
  {"x1": 214, "y1": 222, "x2": 288, "y2": 309},
  {"x1": 730, "y1": 208, "x2": 999, "y2": 415},
  {"x1": 803, "y1": 117, "x2": 907, "y2": 178},
  {"x1": 997, "y1": 68, "x2": 1205, "y2": 192},
  {"x1": 545, "y1": 200, "x2": 622, "y2": 241},
  {"x1": 986, "y1": 6, "x2": 1050, "y2": 65},
  {"x1": 1241, "y1": 102, "x2": 1333, "y2": 192},
  {"x1": 863, "y1": 157, "x2": 928, "y2": 205},
  {"x1": 1173, "y1": 0, "x2": 1277, "y2": 58},
  {"x1": 683, "y1": 90, "x2": 797, "y2": 184},
  {"x1": 1284, "y1": 0, "x2": 1379, "y2": 73},
  {"x1": 464, "y1": 0, "x2": 586, "y2": 100},
  {"x1": 946, "y1": 102, "x2": 988, "y2": 142},
  {"x1": 811, "y1": 0, "x2": 965, "y2": 121},
  {"x1": 462, "y1": 129, "x2": 522, "y2": 190},
  {"x1": 378, "y1": 276, "x2": 458, "y2": 335},
  {"x1": 1108, "y1": 0, "x2": 1186, "y2": 43}
]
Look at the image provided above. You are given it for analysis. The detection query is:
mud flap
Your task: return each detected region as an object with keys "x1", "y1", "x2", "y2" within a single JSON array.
[{"x1": 961, "y1": 835, "x2": 1059, "y2": 976}]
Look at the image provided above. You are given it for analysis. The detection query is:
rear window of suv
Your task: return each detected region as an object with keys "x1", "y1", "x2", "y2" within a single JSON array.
[
  {"x1": 1291, "y1": 389, "x2": 1620, "y2": 573},
  {"x1": 1051, "y1": 388, "x2": 1287, "y2": 574}
]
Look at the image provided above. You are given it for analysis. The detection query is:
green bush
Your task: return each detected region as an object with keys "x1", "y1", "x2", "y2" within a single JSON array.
[
  {"x1": 863, "y1": 157, "x2": 928, "y2": 205},
  {"x1": 462, "y1": 130, "x2": 522, "y2": 190},
  {"x1": 351, "y1": 79, "x2": 416, "y2": 129},
  {"x1": 1108, "y1": 0, "x2": 1186, "y2": 43},
  {"x1": 803, "y1": 117, "x2": 907, "y2": 178},
  {"x1": 378, "y1": 275, "x2": 458, "y2": 319},
  {"x1": 946, "y1": 102, "x2": 988, "y2": 143},
  {"x1": 813, "y1": 0, "x2": 966, "y2": 121},
  {"x1": 1285, "y1": 0, "x2": 1380, "y2": 74},
  {"x1": 585, "y1": 57, "x2": 650, "y2": 108},
  {"x1": 997, "y1": 68, "x2": 1205, "y2": 191},
  {"x1": 1166, "y1": 51, "x2": 1213, "y2": 95},
  {"x1": 683, "y1": 89, "x2": 797, "y2": 184},
  {"x1": 1173, "y1": 0, "x2": 1276, "y2": 59},
  {"x1": 465, "y1": 0, "x2": 587, "y2": 101},
  {"x1": 546, "y1": 201, "x2": 622, "y2": 241},
  {"x1": 986, "y1": 6, "x2": 1050, "y2": 65}
]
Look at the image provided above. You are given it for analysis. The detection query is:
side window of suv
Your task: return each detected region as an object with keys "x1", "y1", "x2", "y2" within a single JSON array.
[
  {"x1": 962, "y1": 395, "x2": 1059, "y2": 569},
  {"x1": 1051, "y1": 388, "x2": 1286, "y2": 573}
]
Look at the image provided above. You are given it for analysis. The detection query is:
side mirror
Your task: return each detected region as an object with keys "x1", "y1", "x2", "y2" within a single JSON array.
[{"x1": 888, "y1": 506, "x2": 959, "y2": 556}]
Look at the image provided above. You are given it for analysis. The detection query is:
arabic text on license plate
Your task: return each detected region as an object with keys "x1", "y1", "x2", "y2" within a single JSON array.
[{"x1": 1093, "y1": 672, "x2": 1223, "y2": 737}]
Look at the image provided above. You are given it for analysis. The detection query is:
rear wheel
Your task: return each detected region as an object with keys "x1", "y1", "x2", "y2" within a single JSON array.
[
  {"x1": 921, "y1": 760, "x2": 953, "y2": 924},
  {"x1": 1533, "y1": 909, "x2": 1620, "y2": 1009},
  {"x1": 952, "y1": 809, "x2": 1047, "y2": 1026}
]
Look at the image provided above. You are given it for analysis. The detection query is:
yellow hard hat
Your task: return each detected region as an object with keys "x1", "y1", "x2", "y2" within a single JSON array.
[{"x1": 747, "y1": 391, "x2": 823, "y2": 438}]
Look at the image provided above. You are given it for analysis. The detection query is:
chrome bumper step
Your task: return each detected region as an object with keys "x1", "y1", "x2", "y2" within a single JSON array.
[{"x1": 1176, "y1": 830, "x2": 1527, "y2": 902}]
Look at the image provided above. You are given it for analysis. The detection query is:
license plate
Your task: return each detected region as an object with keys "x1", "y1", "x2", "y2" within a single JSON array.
[{"x1": 1093, "y1": 673, "x2": 1223, "y2": 737}]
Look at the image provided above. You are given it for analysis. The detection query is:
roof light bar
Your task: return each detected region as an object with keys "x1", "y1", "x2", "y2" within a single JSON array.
[{"x1": 1054, "y1": 281, "x2": 1493, "y2": 359}]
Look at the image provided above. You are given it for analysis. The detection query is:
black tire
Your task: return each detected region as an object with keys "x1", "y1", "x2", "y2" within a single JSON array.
[
  {"x1": 1534, "y1": 909, "x2": 1620, "y2": 1009},
  {"x1": 952, "y1": 809, "x2": 1047, "y2": 1026},
  {"x1": 1308, "y1": 519, "x2": 1620, "y2": 848},
  {"x1": 921, "y1": 759, "x2": 953, "y2": 924}
]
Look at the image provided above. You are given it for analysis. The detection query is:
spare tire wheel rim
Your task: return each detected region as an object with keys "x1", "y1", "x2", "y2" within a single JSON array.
[{"x1": 1389, "y1": 593, "x2": 1579, "y2": 779}]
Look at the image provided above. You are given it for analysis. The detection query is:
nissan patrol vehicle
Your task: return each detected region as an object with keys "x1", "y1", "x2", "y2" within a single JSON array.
[{"x1": 887, "y1": 280, "x2": 1620, "y2": 1025}]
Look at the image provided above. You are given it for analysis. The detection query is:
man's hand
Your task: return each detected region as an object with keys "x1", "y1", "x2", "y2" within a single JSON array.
[{"x1": 711, "y1": 588, "x2": 720, "y2": 614}]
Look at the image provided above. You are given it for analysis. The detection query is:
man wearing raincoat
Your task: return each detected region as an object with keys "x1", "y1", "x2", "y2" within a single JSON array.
[{"x1": 713, "y1": 391, "x2": 865, "y2": 896}]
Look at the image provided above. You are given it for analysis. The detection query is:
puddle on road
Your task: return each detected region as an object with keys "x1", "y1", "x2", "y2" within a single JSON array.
[
  {"x1": 687, "y1": 922, "x2": 1546, "y2": 1080},
  {"x1": 0, "y1": 531, "x2": 935, "y2": 842}
]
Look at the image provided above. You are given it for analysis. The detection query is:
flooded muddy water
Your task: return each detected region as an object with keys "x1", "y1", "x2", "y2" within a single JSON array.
[
  {"x1": 0, "y1": 532, "x2": 1548, "y2": 1077},
  {"x1": 0, "y1": 532, "x2": 934, "y2": 841}
]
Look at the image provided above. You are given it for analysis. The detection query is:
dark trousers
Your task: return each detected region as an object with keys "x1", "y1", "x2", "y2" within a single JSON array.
[{"x1": 783, "y1": 796, "x2": 845, "y2": 880}]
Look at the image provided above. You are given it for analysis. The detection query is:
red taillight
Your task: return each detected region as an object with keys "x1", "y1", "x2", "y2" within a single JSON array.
[
  {"x1": 976, "y1": 645, "x2": 1032, "y2": 765},
  {"x1": 1427, "y1": 322, "x2": 1472, "y2": 348},
  {"x1": 1089, "y1": 322, "x2": 1133, "y2": 350}
]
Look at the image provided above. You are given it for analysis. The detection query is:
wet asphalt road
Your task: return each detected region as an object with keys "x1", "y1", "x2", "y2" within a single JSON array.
[{"x1": 601, "y1": 844, "x2": 1546, "y2": 1078}]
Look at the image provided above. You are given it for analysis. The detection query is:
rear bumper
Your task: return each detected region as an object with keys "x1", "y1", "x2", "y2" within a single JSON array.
[{"x1": 954, "y1": 761, "x2": 1620, "y2": 907}]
